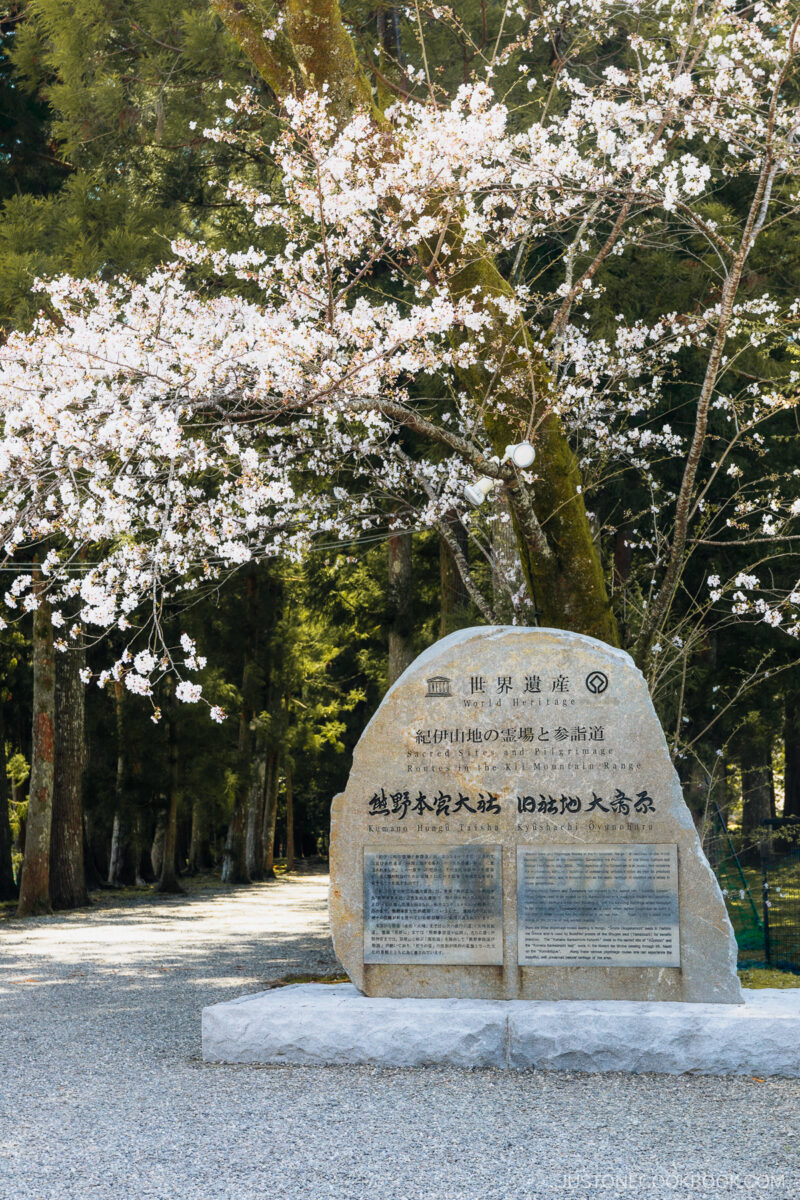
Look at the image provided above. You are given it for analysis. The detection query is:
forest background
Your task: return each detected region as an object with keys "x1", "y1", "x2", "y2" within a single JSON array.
[{"x1": 1, "y1": 0, "x2": 799, "y2": 912}]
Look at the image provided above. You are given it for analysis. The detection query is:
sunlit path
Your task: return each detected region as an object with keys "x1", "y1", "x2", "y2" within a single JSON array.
[{"x1": 1, "y1": 871, "x2": 333, "y2": 989}]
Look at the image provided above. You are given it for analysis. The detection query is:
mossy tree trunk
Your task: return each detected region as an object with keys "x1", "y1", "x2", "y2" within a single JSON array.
[
  {"x1": 82, "y1": 812, "x2": 104, "y2": 889},
  {"x1": 284, "y1": 758, "x2": 295, "y2": 873},
  {"x1": 222, "y1": 570, "x2": 259, "y2": 884},
  {"x1": 157, "y1": 680, "x2": 184, "y2": 894},
  {"x1": 439, "y1": 515, "x2": 472, "y2": 638},
  {"x1": 211, "y1": 0, "x2": 619, "y2": 649},
  {"x1": 150, "y1": 811, "x2": 166, "y2": 879},
  {"x1": 261, "y1": 752, "x2": 279, "y2": 878},
  {"x1": 387, "y1": 529, "x2": 414, "y2": 685},
  {"x1": 245, "y1": 747, "x2": 267, "y2": 881},
  {"x1": 490, "y1": 491, "x2": 525, "y2": 625},
  {"x1": 107, "y1": 680, "x2": 130, "y2": 886},
  {"x1": 187, "y1": 798, "x2": 211, "y2": 873},
  {"x1": 133, "y1": 813, "x2": 152, "y2": 885}
]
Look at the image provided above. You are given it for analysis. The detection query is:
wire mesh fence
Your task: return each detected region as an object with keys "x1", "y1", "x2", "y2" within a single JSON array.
[{"x1": 706, "y1": 806, "x2": 800, "y2": 971}]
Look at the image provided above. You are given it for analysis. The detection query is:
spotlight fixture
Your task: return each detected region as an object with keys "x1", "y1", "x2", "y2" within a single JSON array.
[
  {"x1": 463, "y1": 442, "x2": 536, "y2": 506},
  {"x1": 463, "y1": 476, "x2": 497, "y2": 506},
  {"x1": 504, "y1": 441, "x2": 536, "y2": 469}
]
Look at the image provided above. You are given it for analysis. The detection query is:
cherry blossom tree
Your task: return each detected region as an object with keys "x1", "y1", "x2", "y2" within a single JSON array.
[{"x1": 1, "y1": 0, "x2": 799, "y2": 727}]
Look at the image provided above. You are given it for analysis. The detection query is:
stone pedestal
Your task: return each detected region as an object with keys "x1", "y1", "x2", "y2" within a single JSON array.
[{"x1": 202, "y1": 983, "x2": 800, "y2": 1075}]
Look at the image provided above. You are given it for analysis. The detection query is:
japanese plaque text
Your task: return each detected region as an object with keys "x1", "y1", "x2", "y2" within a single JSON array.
[{"x1": 363, "y1": 845, "x2": 503, "y2": 965}]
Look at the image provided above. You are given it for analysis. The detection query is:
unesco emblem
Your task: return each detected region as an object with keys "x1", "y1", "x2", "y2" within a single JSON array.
[
  {"x1": 425, "y1": 675, "x2": 452, "y2": 698},
  {"x1": 585, "y1": 670, "x2": 609, "y2": 695}
]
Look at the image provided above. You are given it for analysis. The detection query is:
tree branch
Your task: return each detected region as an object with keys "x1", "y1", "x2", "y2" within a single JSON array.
[
  {"x1": 435, "y1": 516, "x2": 496, "y2": 624},
  {"x1": 636, "y1": 157, "x2": 785, "y2": 661}
]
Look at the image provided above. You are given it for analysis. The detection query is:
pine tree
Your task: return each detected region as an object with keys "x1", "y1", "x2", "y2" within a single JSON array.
[{"x1": 1, "y1": 0, "x2": 267, "y2": 326}]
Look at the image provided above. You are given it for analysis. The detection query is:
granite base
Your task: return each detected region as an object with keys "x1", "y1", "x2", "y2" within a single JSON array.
[{"x1": 202, "y1": 983, "x2": 800, "y2": 1075}]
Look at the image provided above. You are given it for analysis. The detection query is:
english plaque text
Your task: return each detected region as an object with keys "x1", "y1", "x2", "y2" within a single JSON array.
[{"x1": 517, "y1": 844, "x2": 680, "y2": 966}]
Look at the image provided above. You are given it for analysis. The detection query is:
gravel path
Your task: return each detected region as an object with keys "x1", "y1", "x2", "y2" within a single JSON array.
[{"x1": 1, "y1": 869, "x2": 798, "y2": 1200}]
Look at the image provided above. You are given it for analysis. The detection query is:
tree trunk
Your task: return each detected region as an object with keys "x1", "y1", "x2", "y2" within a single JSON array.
[
  {"x1": 18, "y1": 581, "x2": 56, "y2": 917},
  {"x1": 150, "y1": 811, "x2": 166, "y2": 879},
  {"x1": 783, "y1": 695, "x2": 800, "y2": 819},
  {"x1": 245, "y1": 748, "x2": 267, "y2": 881},
  {"x1": 107, "y1": 681, "x2": 128, "y2": 886},
  {"x1": 439, "y1": 514, "x2": 472, "y2": 639},
  {"x1": 212, "y1": 0, "x2": 620, "y2": 648},
  {"x1": 285, "y1": 760, "x2": 295, "y2": 873},
  {"x1": 706, "y1": 756, "x2": 729, "y2": 864},
  {"x1": 262, "y1": 752, "x2": 279, "y2": 878},
  {"x1": 156, "y1": 691, "x2": 184, "y2": 893},
  {"x1": 187, "y1": 798, "x2": 210, "y2": 873},
  {"x1": 132, "y1": 812, "x2": 153, "y2": 885},
  {"x1": 491, "y1": 490, "x2": 528, "y2": 624},
  {"x1": 221, "y1": 716, "x2": 252, "y2": 884},
  {"x1": 683, "y1": 756, "x2": 708, "y2": 832},
  {"x1": 387, "y1": 529, "x2": 414, "y2": 685},
  {"x1": 82, "y1": 812, "x2": 104, "y2": 889},
  {"x1": 222, "y1": 572, "x2": 259, "y2": 884},
  {"x1": 741, "y1": 736, "x2": 774, "y2": 860},
  {"x1": 107, "y1": 813, "x2": 128, "y2": 886},
  {"x1": 0, "y1": 698, "x2": 17, "y2": 900},
  {"x1": 50, "y1": 647, "x2": 89, "y2": 909}
]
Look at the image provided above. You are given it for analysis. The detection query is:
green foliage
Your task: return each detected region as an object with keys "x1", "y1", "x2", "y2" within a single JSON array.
[
  {"x1": 0, "y1": 0, "x2": 268, "y2": 326},
  {"x1": 6, "y1": 751, "x2": 29, "y2": 790},
  {"x1": 0, "y1": 6, "x2": 70, "y2": 203}
]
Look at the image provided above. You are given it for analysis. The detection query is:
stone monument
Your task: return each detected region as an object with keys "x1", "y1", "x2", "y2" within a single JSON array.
[
  {"x1": 329, "y1": 626, "x2": 741, "y2": 1003},
  {"x1": 204, "y1": 626, "x2": 800, "y2": 1072}
]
